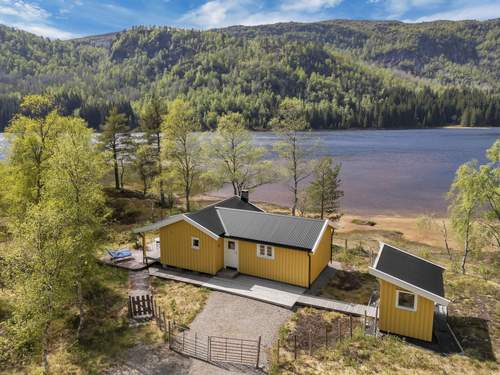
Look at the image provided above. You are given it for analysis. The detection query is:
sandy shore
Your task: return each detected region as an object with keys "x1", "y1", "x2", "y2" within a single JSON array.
[{"x1": 195, "y1": 194, "x2": 459, "y2": 250}]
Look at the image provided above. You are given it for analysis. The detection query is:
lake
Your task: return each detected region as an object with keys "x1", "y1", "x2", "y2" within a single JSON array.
[{"x1": 1, "y1": 128, "x2": 499, "y2": 215}]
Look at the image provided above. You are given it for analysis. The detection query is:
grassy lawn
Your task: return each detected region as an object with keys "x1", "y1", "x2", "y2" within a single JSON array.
[{"x1": 150, "y1": 277, "x2": 210, "y2": 328}]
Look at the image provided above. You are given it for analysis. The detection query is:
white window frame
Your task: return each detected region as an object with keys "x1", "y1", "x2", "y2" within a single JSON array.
[
  {"x1": 256, "y1": 244, "x2": 274, "y2": 260},
  {"x1": 395, "y1": 290, "x2": 417, "y2": 312},
  {"x1": 191, "y1": 236, "x2": 200, "y2": 250}
]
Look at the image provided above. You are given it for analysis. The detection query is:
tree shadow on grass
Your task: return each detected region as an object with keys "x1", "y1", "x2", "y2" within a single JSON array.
[{"x1": 448, "y1": 315, "x2": 496, "y2": 362}]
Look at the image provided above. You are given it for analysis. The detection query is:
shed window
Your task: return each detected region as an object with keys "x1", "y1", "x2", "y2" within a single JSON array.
[
  {"x1": 191, "y1": 237, "x2": 200, "y2": 250},
  {"x1": 257, "y1": 244, "x2": 274, "y2": 259},
  {"x1": 396, "y1": 290, "x2": 417, "y2": 311}
]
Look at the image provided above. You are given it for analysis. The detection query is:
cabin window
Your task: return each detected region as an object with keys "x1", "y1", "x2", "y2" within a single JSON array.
[
  {"x1": 396, "y1": 290, "x2": 417, "y2": 311},
  {"x1": 257, "y1": 244, "x2": 274, "y2": 259},
  {"x1": 227, "y1": 240, "x2": 236, "y2": 250},
  {"x1": 191, "y1": 237, "x2": 200, "y2": 250}
]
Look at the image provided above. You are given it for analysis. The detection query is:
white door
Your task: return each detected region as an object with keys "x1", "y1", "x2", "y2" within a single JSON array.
[{"x1": 224, "y1": 239, "x2": 239, "y2": 269}]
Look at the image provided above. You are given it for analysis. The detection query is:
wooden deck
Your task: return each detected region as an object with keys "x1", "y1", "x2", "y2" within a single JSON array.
[
  {"x1": 296, "y1": 294, "x2": 378, "y2": 318},
  {"x1": 100, "y1": 248, "x2": 160, "y2": 271}
]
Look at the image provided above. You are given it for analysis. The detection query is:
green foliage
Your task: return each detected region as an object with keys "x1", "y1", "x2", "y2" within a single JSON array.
[
  {"x1": 161, "y1": 98, "x2": 203, "y2": 211},
  {"x1": 448, "y1": 140, "x2": 500, "y2": 273},
  {"x1": 0, "y1": 22, "x2": 499, "y2": 132},
  {"x1": 307, "y1": 156, "x2": 343, "y2": 220},
  {"x1": 208, "y1": 112, "x2": 276, "y2": 195},
  {"x1": 100, "y1": 107, "x2": 130, "y2": 190},
  {"x1": 1, "y1": 99, "x2": 107, "y2": 370}
]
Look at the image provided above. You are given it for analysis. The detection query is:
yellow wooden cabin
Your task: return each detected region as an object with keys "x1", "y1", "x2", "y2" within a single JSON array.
[
  {"x1": 134, "y1": 192, "x2": 334, "y2": 288},
  {"x1": 369, "y1": 243, "x2": 450, "y2": 342}
]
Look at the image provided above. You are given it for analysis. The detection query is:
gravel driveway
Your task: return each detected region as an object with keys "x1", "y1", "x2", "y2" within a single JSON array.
[
  {"x1": 189, "y1": 291, "x2": 292, "y2": 360},
  {"x1": 106, "y1": 291, "x2": 292, "y2": 374}
]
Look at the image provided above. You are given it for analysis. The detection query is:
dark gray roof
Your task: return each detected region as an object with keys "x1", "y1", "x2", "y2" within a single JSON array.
[
  {"x1": 216, "y1": 207, "x2": 326, "y2": 251},
  {"x1": 186, "y1": 196, "x2": 263, "y2": 236},
  {"x1": 375, "y1": 244, "x2": 445, "y2": 297}
]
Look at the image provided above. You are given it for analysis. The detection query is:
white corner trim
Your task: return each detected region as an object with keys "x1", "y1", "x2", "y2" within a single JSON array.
[
  {"x1": 379, "y1": 241, "x2": 446, "y2": 270},
  {"x1": 311, "y1": 220, "x2": 331, "y2": 254},
  {"x1": 372, "y1": 241, "x2": 384, "y2": 268},
  {"x1": 395, "y1": 289, "x2": 418, "y2": 312},
  {"x1": 369, "y1": 266, "x2": 450, "y2": 306},
  {"x1": 183, "y1": 215, "x2": 221, "y2": 240}
]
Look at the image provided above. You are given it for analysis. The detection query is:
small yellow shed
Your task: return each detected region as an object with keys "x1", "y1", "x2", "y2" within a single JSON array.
[
  {"x1": 134, "y1": 193, "x2": 334, "y2": 288},
  {"x1": 369, "y1": 243, "x2": 450, "y2": 342}
]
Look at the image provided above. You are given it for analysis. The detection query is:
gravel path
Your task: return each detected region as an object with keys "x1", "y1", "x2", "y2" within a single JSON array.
[
  {"x1": 189, "y1": 291, "x2": 293, "y2": 366},
  {"x1": 107, "y1": 291, "x2": 291, "y2": 374},
  {"x1": 128, "y1": 269, "x2": 150, "y2": 296}
]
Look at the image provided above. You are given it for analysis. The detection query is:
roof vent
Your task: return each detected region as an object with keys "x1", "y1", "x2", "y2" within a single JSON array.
[{"x1": 240, "y1": 190, "x2": 249, "y2": 202}]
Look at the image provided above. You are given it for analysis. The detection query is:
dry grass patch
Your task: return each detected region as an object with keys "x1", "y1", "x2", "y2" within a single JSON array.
[
  {"x1": 150, "y1": 277, "x2": 210, "y2": 327},
  {"x1": 318, "y1": 269, "x2": 378, "y2": 305}
]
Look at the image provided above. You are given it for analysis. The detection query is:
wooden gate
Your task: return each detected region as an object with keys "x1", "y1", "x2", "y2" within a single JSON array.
[
  {"x1": 128, "y1": 294, "x2": 154, "y2": 320},
  {"x1": 169, "y1": 324, "x2": 261, "y2": 368}
]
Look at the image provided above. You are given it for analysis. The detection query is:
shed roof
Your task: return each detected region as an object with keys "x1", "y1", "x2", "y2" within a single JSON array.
[
  {"x1": 216, "y1": 207, "x2": 328, "y2": 251},
  {"x1": 369, "y1": 243, "x2": 449, "y2": 306}
]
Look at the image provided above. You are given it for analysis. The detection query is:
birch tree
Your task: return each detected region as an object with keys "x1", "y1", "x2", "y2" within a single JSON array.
[
  {"x1": 209, "y1": 112, "x2": 275, "y2": 195},
  {"x1": 271, "y1": 98, "x2": 312, "y2": 215},
  {"x1": 162, "y1": 98, "x2": 203, "y2": 211}
]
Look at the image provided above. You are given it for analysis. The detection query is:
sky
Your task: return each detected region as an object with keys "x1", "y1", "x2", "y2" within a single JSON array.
[{"x1": 0, "y1": 0, "x2": 499, "y2": 39}]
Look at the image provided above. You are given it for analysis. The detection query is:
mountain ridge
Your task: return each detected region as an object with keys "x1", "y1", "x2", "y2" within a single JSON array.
[{"x1": 0, "y1": 19, "x2": 498, "y2": 131}]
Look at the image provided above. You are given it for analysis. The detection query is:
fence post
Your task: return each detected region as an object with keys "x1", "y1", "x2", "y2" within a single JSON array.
[
  {"x1": 294, "y1": 334, "x2": 297, "y2": 360},
  {"x1": 325, "y1": 325, "x2": 328, "y2": 348},
  {"x1": 308, "y1": 331, "x2": 312, "y2": 356},
  {"x1": 195, "y1": 333, "x2": 197, "y2": 357},
  {"x1": 349, "y1": 315, "x2": 353, "y2": 338},
  {"x1": 338, "y1": 319, "x2": 342, "y2": 340},
  {"x1": 276, "y1": 339, "x2": 280, "y2": 365},
  {"x1": 256, "y1": 336, "x2": 261, "y2": 369},
  {"x1": 163, "y1": 312, "x2": 167, "y2": 332},
  {"x1": 128, "y1": 296, "x2": 132, "y2": 319},
  {"x1": 374, "y1": 306, "x2": 378, "y2": 335},
  {"x1": 168, "y1": 320, "x2": 172, "y2": 348},
  {"x1": 364, "y1": 310, "x2": 367, "y2": 336},
  {"x1": 345, "y1": 239, "x2": 348, "y2": 250},
  {"x1": 208, "y1": 336, "x2": 211, "y2": 362}
]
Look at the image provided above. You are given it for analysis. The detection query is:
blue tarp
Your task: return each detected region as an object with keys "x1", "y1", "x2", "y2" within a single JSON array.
[{"x1": 108, "y1": 249, "x2": 132, "y2": 259}]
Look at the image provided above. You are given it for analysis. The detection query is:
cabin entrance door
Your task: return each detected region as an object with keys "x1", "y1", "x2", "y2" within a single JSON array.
[{"x1": 224, "y1": 239, "x2": 239, "y2": 269}]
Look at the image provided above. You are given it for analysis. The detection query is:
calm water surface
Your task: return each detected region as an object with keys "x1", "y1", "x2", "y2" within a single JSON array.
[
  {"x1": 212, "y1": 128, "x2": 500, "y2": 215},
  {"x1": 1, "y1": 129, "x2": 499, "y2": 215}
]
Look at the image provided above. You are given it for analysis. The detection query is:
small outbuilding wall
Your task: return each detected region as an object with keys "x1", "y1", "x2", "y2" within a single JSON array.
[{"x1": 378, "y1": 279, "x2": 435, "y2": 342}]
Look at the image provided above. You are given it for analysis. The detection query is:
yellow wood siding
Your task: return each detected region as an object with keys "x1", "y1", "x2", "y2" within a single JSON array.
[
  {"x1": 310, "y1": 226, "x2": 333, "y2": 283},
  {"x1": 378, "y1": 279, "x2": 435, "y2": 341},
  {"x1": 238, "y1": 240, "x2": 309, "y2": 287},
  {"x1": 159, "y1": 220, "x2": 223, "y2": 275}
]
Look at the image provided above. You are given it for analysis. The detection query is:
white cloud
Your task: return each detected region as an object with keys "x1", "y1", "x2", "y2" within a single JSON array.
[
  {"x1": 0, "y1": 0, "x2": 77, "y2": 39},
  {"x1": 281, "y1": 0, "x2": 343, "y2": 13},
  {"x1": 406, "y1": 3, "x2": 500, "y2": 22},
  {"x1": 181, "y1": 0, "x2": 338, "y2": 28},
  {"x1": 384, "y1": 0, "x2": 445, "y2": 17}
]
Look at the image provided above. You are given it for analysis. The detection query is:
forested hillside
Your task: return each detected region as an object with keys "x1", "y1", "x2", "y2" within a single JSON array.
[{"x1": 0, "y1": 19, "x2": 499, "y2": 131}]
